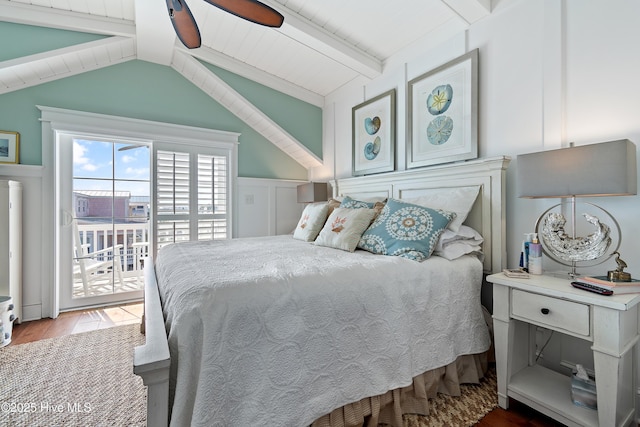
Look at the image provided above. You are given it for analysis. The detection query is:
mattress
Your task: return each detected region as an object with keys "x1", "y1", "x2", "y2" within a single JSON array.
[{"x1": 154, "y1": 234, "x2": 491, "y2": 426}]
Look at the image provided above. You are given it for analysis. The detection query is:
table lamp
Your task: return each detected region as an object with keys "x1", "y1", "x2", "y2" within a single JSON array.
[
  {"x1": 297, "y1": 182, "x2": 328, "y2": 204},
  {"x1": 517, "y1": 139, "x2": 637, "y2": 276}
]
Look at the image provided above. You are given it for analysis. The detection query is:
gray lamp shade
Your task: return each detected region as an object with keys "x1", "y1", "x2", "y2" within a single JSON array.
[
  {"x1": 297, "y1": 182, "x2": 328, "y2": 203},
  {"x1": 517, "y1": 139, "x2": 637, "y2": 198}
]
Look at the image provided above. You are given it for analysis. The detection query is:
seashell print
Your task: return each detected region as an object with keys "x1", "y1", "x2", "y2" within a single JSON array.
[
  {"x1": 331, "y1": 216, "x2": 347, "y2": 233},
  {"x1": 372, "y1": 136, "x2": 381, "y2": 154},
  {"x1": 426, "y1": 84, "x2": 453, "y2": 115},
  {"x1": 364, "y1": 136, "x2": 382, "y2": 160},
  {"x1": 364, "y1": 116, "x2": 381, "y2": 135},
  {"x1": 427, "y1": 116, "x2": 453, "y2": 145}
]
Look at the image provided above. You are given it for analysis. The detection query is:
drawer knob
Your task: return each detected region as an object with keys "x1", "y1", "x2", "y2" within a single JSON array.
[{"x1": 541, "y1": 308, "x2": 550, "y2": 315}]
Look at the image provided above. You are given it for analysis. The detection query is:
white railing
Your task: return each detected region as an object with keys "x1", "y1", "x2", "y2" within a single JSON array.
[{"x1": 77, "y1": 222, "x2": 149, "y2": 279}]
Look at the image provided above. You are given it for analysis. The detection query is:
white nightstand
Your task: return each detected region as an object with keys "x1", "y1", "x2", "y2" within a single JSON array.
[{"x1": 487, "y1": 272, "x2": 640, "y2": 427}]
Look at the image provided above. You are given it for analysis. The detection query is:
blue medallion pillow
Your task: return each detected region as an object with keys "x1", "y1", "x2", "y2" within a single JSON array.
[
  {"x1": 339, "y1": 195, "x2": 386, "y2": 217},
  {"x1": 357, "y1": 198, "x2": 456, "y2": 261},
  {"x1": 339, "y1": 195, "x2": 376, "y2": 209}
]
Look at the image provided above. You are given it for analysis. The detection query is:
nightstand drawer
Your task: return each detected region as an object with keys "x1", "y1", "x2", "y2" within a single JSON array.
[{"x1": 511, "y1": 289, "x2": 590, "y2": 336}]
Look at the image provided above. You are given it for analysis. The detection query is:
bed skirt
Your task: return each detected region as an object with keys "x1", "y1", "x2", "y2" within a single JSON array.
[{"x1": 311, "y1": 352, "x2": 488, "y2": 427}]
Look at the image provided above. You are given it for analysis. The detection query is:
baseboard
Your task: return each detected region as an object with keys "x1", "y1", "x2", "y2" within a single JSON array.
[{"x1": 21, "y1": 304, "x2": 42, "y2": 322}]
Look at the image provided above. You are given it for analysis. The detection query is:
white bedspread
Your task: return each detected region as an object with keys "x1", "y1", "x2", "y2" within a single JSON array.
[{"x1": 154, "y1": 235, "x2": 490, "y2": 427}]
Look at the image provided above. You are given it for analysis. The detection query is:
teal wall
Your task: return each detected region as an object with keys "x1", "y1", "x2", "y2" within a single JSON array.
[
  {"x1": 0, "y1": 21, "x2": 105, "y2": 61},
  {"x1": 0, "y1": 22, "x2": 322, "y2": 180}
]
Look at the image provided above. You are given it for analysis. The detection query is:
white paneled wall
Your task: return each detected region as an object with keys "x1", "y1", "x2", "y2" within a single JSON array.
[
  {"x1": 0, "y1": 180, "x2": 22, "y2": 324},
  {"x1": 0, "y1": 165, "x2": 44, "y2": 322},
  {"x1": 235, "y1": 178, "x2": 306, "y2": 238}
]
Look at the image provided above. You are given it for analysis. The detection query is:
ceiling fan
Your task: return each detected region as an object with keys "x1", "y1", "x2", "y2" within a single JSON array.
[{"x1": 167, "y1": 0, "x2": 284, "y2": 49}]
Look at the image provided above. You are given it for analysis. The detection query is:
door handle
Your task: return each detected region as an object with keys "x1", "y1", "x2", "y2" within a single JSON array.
[{"x1": 61, "y1": 210, "x2": 73, "y2": 226}]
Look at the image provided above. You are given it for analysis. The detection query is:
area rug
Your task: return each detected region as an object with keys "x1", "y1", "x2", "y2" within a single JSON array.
[
  {"x1": 0, "y1": 324, "x2": 146, "y2": 427},
  {"x1": 405, "y1": 368, "x2": 498, "y2": 427}
]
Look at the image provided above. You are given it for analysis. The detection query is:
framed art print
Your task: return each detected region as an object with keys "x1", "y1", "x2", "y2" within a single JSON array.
[
  {"x1": 0, "y1": 131, "x2": 19, "y2": 164},
  {"x1": 352, "y1": 89, "x2": 396, "y2": 176},
  {"x1": 407, "y1": 49, "x2": 478, "y2": 169}
]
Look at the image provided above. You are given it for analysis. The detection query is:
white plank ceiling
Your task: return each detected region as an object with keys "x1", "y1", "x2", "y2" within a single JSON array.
[{"x1": 0, "y1": 0, "x2": 491, "y2": 168}]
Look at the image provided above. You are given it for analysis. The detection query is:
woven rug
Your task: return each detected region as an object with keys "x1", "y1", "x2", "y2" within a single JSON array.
[
  {"x1": 0, "y1": 324, "x2": 146, "y2": 427},
  {"x1": 404, "y1": 368, "x2": 498, "y2": 427}
]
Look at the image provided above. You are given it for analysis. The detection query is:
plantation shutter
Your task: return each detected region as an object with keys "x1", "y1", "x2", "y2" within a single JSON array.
[
  {"x1": 156, "y1": 150, "x2": 191, "y2": 248},
  {"x1": 197, "y1": 153, "x2": 228, "y2": 240},
  {"x1": 154, "y1": 146, "x2": 231, "y2": 251}
]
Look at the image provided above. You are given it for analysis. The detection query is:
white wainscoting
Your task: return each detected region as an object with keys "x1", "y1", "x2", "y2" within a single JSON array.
[
  {"x1": 235, "y1": 177, "x2": 306, "y2": 238},
  {"x1": 0, "y1": 164, "x2": 45, "y2": 321}
]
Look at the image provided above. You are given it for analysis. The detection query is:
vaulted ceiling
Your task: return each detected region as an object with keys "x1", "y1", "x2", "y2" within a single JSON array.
[{"x1": 0, "y1": 0, "x2": 491, "y2": 169}]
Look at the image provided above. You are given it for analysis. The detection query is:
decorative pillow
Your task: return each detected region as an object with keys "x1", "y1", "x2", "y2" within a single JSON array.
[
  {"x1": 327, "y1": 198, "x2": 341, "y2": 216},
  {"x1": 333, "y1": 195, "x2": 386, "y2": 204},
  {"x1": 339, "y1": 195, "x2": 386, "y2": 216},
  {"x1": 314, "y1": 207, "x2": 376, "y2": 252},
  {"x1": 293, "y1": 202, "x2": 329, "y2": 242},
  {"x1": 357, "y1": 198, "x2": 455, "y2": 261},
  {"x1": 403, "y1": 186, "x2": 480, "y2": 232}
]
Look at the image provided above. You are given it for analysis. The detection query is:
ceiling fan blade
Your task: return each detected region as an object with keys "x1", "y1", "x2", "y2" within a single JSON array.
[
  {"x1": 167, "y1": 0, "x2": 201, "y2": 49},
  {"x1": 203, "y1": 0, "x2": 284, "y2": 28},
  {"x1": 118, "y1": 144, "x2": 148, "y2": 152}
]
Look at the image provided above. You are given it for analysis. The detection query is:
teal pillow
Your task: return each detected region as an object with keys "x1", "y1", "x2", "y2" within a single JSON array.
[
  {"x1": 339, "y1": 195, "x2": 376, "y2": 209},
  {"x1": 357, "y1": 198, "x2": 455, "y2": 261}
]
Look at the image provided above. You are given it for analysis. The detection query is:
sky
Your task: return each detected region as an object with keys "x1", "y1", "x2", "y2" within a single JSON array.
[{"x1": 73, "y1": 139, "x2": 150, "y2": 198}]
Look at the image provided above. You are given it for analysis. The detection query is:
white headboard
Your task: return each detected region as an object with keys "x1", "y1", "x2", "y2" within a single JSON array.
[{"x1": 332, "y1": 156, "x2": 511, "y2": 274}]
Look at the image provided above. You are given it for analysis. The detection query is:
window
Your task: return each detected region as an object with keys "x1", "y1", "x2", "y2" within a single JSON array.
[{"x1": 154, "y1": 144, "x2": 232, "y2": 251}]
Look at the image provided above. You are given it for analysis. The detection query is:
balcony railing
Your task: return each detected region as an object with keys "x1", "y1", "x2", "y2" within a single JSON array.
[{"x1": 74, "y1": 222, "x2": 149, "y2": 298}]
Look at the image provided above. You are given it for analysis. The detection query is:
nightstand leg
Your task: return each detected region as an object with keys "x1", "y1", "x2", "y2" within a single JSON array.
[
  {"x1": 493, "y1": 284, "x2": 511, "y2": 409},
  {"x1": 493, "y1": 316, "x2": 510, "y2": 409},
  {"x1": 592, "y1": 305, "x2": 638, "y2": 427}
]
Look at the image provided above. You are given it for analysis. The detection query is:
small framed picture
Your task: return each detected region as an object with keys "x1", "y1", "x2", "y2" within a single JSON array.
[
  {"x1": 352, "y1": 89, "x2": 396, "y2": 176},
  {"x1": 0, "y1": 131, "x2": 19, "y2": 164},
  {"x1": 407, "y1": 49, "x2": 478, "y2": 169}
]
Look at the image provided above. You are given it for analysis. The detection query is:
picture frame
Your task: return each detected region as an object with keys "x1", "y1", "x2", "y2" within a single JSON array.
[
  {"x1": 352, "y1": 89, "x2": 396, "y2": 176},
  {"x1": 0, "y1": 131, "x2": 19, "y2": 164},
  {"x1": 407, "y1": 49, "x2": 478, "y2": 169}
]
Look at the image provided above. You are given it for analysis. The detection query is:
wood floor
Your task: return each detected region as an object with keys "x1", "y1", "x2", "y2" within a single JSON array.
[
  {"x1": 9, "y1": 303, "x2": 565, "y2": 427},
  {"x1": 10, "y1": 302, "x2": 143, "y2": 345}
]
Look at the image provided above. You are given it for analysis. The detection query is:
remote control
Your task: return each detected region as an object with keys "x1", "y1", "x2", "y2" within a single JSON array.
[{"x1": 571, "y1": 281, "x2": 613, "y2": 296}]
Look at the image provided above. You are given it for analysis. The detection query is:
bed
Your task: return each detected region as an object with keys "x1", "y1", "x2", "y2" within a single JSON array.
[{"x1": 134, "y1": 156, "x2": 510, "y2": 427}]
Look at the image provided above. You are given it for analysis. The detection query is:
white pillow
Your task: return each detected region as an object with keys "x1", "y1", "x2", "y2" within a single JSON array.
[
  {"x1": 293, "y1": 202, "x2": 329, "y2": 242},
  {"x1": 403, "y1": 186, "x2": 480, "y2": 232},
  {"x1": 314, "y1": 207, "x2": 376, "y2": 252},
  {"x1": 436, "y1": 225, "x2": 483, "y2": 248},
  {"x1": 434, "y1": 225, "x2": 484, "y2": 260},
  {"x1": 435, "y1": 243, "x2": 484, "y2": 261}
]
